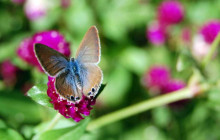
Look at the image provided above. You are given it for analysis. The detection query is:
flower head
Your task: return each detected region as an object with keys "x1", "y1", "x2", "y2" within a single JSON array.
[
  {"x1": 158, "y1": 1, "x2": 184, "y2": 26},
  {"x1": 143, "y1": 65, "x2": 171, "y2": 93},
  {"x1": 200, "y1": 20, "x2": 220, "y2": 44},
  {"x1": 192, "y1": 35, "x2": 211, "y2": 60},
  {"x1": 181, "y1": 27, "x2": 191, "y2": 44},
  {"x1": 24, "y1": 0, "x2": 50, "y2": 20},
  {"x1": 0, "y1": 60, "x2": 19, "y2": 87},
  {"x1": 61, "y1": 0, "x2": 71, "y2": 8},
  {"x1": 161, "y1": 79, "x2": 185, "y2": 94},
  {"x1": 147, "y1": 21, "x2": 166, "y2": 46},
  {"x1": 47, "y1": 77, "x2": 96, "y2": 122},
  {"x1": 17, "y1": 31, "x2": 70, "y2": 71}
]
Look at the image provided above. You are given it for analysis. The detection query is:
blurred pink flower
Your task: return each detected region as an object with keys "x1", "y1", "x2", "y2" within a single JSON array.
[
  {"x1": 11, "y1": 0, "x2": 25, "y2": 4},
  {"x1": 192, "y1": 35, "x2": 210, "y2": 60},
  {"x1": 24, "y1": 0, "x2": 50, "y2": 20},
  {"x1": 17, "y1": 31, "x2": 70, "y2": 71},
  {"x1": 147, "y1": 22, "x2": 166, "y2": 46},
  {"x1": 181, "y1": 27, "x2": 191, "y2": 44},
  {"x1": 158, "y1": 1, "x2": 184, "y2": 26},
  {"x1": 143, "y1": 65, "x2": 171, "y2": 93},
  {"x1": 143, "y1": 65, "x2": 186, "y2": 94},
  {"x1": 200, "y1": 20, "x2": 220, "y2": 44},
  {"x1": 61, "y1": 0, "x2": 71, "y2": 8},
  {"x1": 0, "y1": 60, "x2": 19, "y2": 87},
  {"x1": 47, "y1": 77, "x2": 96, "y2": 122},
  {"x1": 161, "y1": 79, "x2": 185, "y2": 94}
]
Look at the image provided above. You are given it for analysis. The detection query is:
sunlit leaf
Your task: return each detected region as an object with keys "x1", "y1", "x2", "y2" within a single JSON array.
[
  {"x1": 27, "y1": 84, "x2": 53, "y2": 108},
  {"x1": 34, "y1": 118, "x2": 90, "y2": 140}
]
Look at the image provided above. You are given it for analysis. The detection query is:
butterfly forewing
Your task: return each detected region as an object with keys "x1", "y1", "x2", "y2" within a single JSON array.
[
  {"x1": 35, "y1": 44, "x2": 69, "y2": 76},
  {"x1": 76, "y1": 26, "x2": 100, "y2": 64}
]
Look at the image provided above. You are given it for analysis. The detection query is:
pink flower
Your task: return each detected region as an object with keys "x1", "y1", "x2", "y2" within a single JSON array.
[
  {"x1": 181, "y1": 27, "x2": 191, "y2": 44},
  {"x1": 24, "y1": 0, "x2": 50, "y2": 20},
  {"x1": 147, "y1": 22, "x2": 166, "y2": 46},
  {"x1": 158, "y1": 1, "x2": 184, "y2": 26},
  {"x1": 47, "y1": 77, "x2": 96, "y2": 122},
  {"x1": 17, "y1": 31, "x2": 70, "y2": 71},
  {"x1": 161, "y1": 80, "x2": 185, "y2": 94},
  {"x1": 0, "y1": 60, "x2": 19, "y2": 87},
  {"x1": 143, "y1": 65, "x2": 171, "y2": 93},
  {"x1": 61, "y1": 0, "x2": 71, "y2": 8},
  {"x1": 200, "y1": 20, "x2": 220, "y2": 44},
  {"x1": 192, "y1": 35, "x2": 211, "y2": 60}
]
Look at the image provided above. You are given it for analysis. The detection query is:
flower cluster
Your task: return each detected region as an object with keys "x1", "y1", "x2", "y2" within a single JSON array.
[
  {"x1": 47, "y1": 77, "x2": 96, "y2": 122},
  {"x1": 147, "y1": 1, "x2": 184, "y2": 46},
  {"x1": 0, "y1": 60, "x2": 19, "y2": 87},
  {"x1": 192, "y1": 20, "x2": 220, "y2": 60},
  {"x1": 11, "y1": 0, "x2": 71, "y2": 20},
  {"x1": 17, "y1": 30, "x2": 70, "y2": 72},
  {"x1": 143, "y1": 65, "x2": 186, "y2": 95},
  {"x1": 200, "y1": 20, "x2": 220, "y2": 44},
  {"x1": 17, "y1": 30, "x2": 95, "y2": 122}
]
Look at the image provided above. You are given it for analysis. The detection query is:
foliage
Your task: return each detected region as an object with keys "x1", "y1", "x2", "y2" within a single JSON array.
[{"x1": 1, "y1": 0, "x2": 220, "y2": 140}]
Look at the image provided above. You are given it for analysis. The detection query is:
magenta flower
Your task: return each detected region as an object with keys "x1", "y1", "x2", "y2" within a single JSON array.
[
  {"x1": 158, "y1": 1, "x2": 184, "y2": 26},
  {"x1": 47, "y1": 77, "x2": 96, "y2": 122},
  {"x1": 61, "y1": 0, "x2": 71, "y2": 8},
  {"x1": 147, "y1": 22, "x2": 166, "y2": 46},
  {"x1": 181, "y1": 27, "x2": 191, "y2": 44},
  {"x1": 161, "y1": 80, "x2": 186, "y2": 94},
  {"x1": 24, "y1": 0, "x2": 49, "y2": 20},
  {"x1": 17, "y1": 31, "x2": 70, "y2": 71},
  {"x1": 0, "y1": 60, "x2": 19, "y2": 87},
  {"x1": 200, "y1": 20, "x2": 220, "y2": 44},
  {"x1": 143, "y1": 65, "x2": 171, "y2": 93}
]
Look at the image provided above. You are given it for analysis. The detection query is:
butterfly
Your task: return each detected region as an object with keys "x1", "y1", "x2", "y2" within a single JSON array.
[{"x1": 34, "y1": 26, "x2": 103, "y2": 102}]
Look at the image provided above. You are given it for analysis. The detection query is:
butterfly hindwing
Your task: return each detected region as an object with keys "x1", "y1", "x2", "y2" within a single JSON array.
[
  {"x1": 55, "y1": 69, "x2": 82, "y2": 101},
  {"x1": 75, "y1": 26, "x2": 100, "y2": 64},
  {"x1": 78, "y1": 63, "x2": 103, "y2": 98},
  {"x1": 34, "y1": 43, "x2": 69, "y2": 76}
]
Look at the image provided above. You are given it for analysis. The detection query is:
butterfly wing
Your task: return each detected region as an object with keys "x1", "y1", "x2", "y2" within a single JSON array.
[
  {"x1": 55, "y1": 69, "x2": 82, "y2": 101},
  {"x1": 34, "y1": 43, "x2": 69, "y2": 76},
  {"x1": 75, "y1": 26, "x2": 103, "y2": 97},
  {"x1": 75, "y1": 26, "x2": 100, "y2": 64},
  {"x1": 79, "y1": 63, "x2": 103, "y2": 97}
]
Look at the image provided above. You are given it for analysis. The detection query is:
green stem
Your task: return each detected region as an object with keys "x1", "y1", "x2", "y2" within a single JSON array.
[
  {"x1": 202, "y1": 33, "x2": 220, "y2": 67},
  {"x1": 44, "y1": 113, "x2": 62, "y2": 131},
  {"x1": 87, "y1": 84, "x2": 208, "y2": 131}
]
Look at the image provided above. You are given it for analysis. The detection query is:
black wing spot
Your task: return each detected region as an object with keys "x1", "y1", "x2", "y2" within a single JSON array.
[
  {"x1": 70, "y1": 96, "x2": 75, "y2": 101},
  {"x1": 92, "y1": 88, "x2": 95, "y2": 92}
]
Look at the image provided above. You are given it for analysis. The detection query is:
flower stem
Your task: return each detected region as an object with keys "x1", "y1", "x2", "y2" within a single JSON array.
[
  {"x1": 87, "y1": 84, "x2": 208, "y2": 131},
  {"x1": 44, "y1": 113, "x2": 62, "y2": 131},
  {"x1": 202, "y1": 33, "x2": 220, "y2": 67}
]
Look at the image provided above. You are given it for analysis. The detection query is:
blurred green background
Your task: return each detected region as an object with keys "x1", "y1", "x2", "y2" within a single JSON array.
[{"x1": 1, "y1": 0, "x2": 220, "y2": 140}]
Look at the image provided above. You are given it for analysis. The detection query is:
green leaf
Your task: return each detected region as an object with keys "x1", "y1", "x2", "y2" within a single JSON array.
[
  {"x1": 0, "y1": 90, "x2": 45, "y2": 124},
  {"x1": 27, "y1": 84, "x2": 53, "y2": 108},
  {"x1": 0, "y1": 128, "x2": 24, "y2": 140},
  {"x1": 0, "y1": 119, "x2": 7, "y2": 129},
  {"x1": 34, "y1": 118, "x2": 90, "y2": 140}
]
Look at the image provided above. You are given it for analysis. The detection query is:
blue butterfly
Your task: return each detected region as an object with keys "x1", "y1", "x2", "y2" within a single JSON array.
[{"x1": 34, "y1": 26, "x2": 103, "y2": 102}]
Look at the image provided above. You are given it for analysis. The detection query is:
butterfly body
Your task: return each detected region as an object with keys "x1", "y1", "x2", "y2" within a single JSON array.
[{"x1": 35, "y1": 26, "x2": 103, "y2": 103}]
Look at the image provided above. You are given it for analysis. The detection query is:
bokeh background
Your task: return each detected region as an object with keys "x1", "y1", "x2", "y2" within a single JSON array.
[{"x1": 1, "y1": 0, "x2": 220, "y2": 140}]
